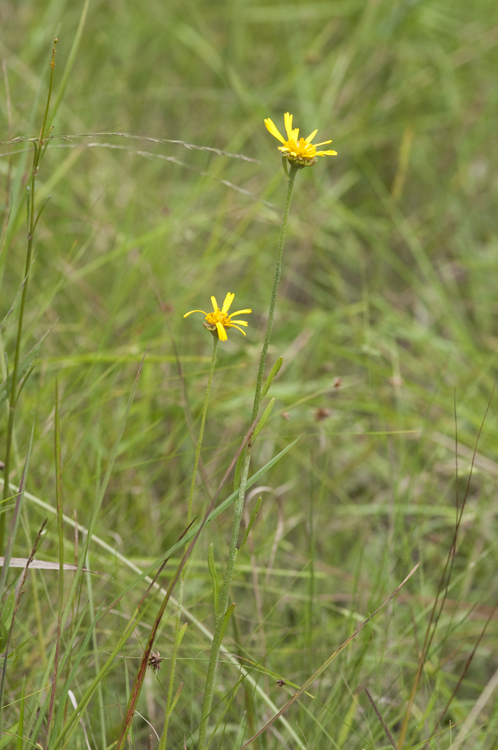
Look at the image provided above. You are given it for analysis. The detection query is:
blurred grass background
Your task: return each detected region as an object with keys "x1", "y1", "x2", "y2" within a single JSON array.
[{"x1": 1, "y1": 0, "x2": 498, "y2": 747}]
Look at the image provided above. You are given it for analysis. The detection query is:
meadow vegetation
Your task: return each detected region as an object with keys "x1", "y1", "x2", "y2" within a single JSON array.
[{"x1": 1, "y1": 0, "x2": 498, "y2": 747}]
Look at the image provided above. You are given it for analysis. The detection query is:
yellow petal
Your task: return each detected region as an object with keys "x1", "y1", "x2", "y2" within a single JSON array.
[
  {"x1": 284, "y1": 112, "x2": 300, "y2": 141},
  {"x1": 284, "y1": 112, "x2": 294, "y2": 140},
  {"x1": 211, "y1": 296, "x2": 219, "y2": 311},
  {"x1": 229, "y1": 319, "x2": 248, "y2": 326},
  {"x1": 216, "y1": 322, "x2": 227, "y2": 341},
  {"x1": 314, "y1": 140, "x2": 333, "y2": 146},
  {"x1": 305, "y1": 129, "x2": 318, "y2": 144},
  {"x1": 229, "y1": 324, "x2": 247, "y2": 336},
  {"x1": 222, "y1": 292, "x2": 235, "y2": 313},
  {"x1": 183, "y1": 309, "x2": 208, "y2": 318},
  {"x1": 229, "y1": 309, "x2": 252, "y2": 316},
  {"x1": 264, "y1": 118, "x2": 286, "y2": 144}
]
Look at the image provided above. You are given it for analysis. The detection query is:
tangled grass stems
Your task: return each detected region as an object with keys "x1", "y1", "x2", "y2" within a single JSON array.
[
  {"x1": 198, "y1": 117, "x2": 337, "y2": 745},
  {"x1": 198, "y1": 162, "x2": 299, "y2": 750},
  {"x1": 0, "y1": 39, "x2": 58, "y2": 554},
  {"x1": 160, "y1": 336, "x2": 218, "y2": 750},
  {"x1": 4, "y1": 7, "x2": 498, "y2": 746}
]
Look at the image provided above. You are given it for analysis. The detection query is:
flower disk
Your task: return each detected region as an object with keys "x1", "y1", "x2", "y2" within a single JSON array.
[
  {"x1": 184, "y1": 292, "x2": 251, "y2": 342},
  {"x1": 264, "y1": 112, "x2": 337, "y2": 167}
]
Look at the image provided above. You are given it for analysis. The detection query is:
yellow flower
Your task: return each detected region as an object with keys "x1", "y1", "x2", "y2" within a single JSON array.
[
  {"x1": 264, "y1": 112, "x2": 337, "y2": 167},
  {"x1": 184, "y1": 292, "x2": 251, "y2": 343}
]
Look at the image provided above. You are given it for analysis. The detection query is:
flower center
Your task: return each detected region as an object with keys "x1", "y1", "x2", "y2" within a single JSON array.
[
  {"x1": 283, "y1": 138, "x2": 316, "y2": 158},
  {"x1": 206, "y1": 311, "x2": 229, "y2": 327}
]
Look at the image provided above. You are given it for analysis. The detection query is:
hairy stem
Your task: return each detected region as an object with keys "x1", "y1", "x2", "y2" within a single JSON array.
[
  {"x1": 198, "y1": 164, "x2": 299, "y2": 748},
  {"x1": 252, "y1": 163, "x2": 298, "y2": 421}
]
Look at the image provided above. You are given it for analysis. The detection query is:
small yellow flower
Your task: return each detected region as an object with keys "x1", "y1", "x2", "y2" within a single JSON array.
[
  {"x1": 184, "y1": 292, "x2": 251, "y2": 343},
  {"x1": 264, "y1": 112, "x2": 337, "y2": 167}
]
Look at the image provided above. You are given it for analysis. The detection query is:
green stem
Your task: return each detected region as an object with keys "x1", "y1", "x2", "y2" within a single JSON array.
[
  {"x1": 198, "y1": 448, "x2": 252, "y2": 750},
  {"x1": 251, "y1": 163, "x2": 298, "y2": 421},
  {"x1": 186, "y1": 337, "x2": 218, "y2": 526},
  {"x1": 160, "y1": 336, "x2": 218, "y2": 750},
  {"x1": 0, "y1": 40, "x2": 58, "y2": 553},
  {"x1": 0, "y1": 149, "x2": 37, "y2": 553},
  {"x1": 198, "y1": 164, "x2": 299, "y2": 749}
]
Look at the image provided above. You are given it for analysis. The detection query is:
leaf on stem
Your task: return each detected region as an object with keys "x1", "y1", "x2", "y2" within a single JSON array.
[
  {"x1": 249, "y1": 398, "x2": 275, "y2": 447},
  {"x1": 208, "y1": 543, "x2": 220, "y2": 615},
  {"x1": 219, "y1": 603, "x2": 236, "y2": 643},
  {"x1": 237, "y1": 497, "x2": 262, "y2": 558},
  {"x1": 261, "y1": 357, "x2": 283, "y2": 400}
]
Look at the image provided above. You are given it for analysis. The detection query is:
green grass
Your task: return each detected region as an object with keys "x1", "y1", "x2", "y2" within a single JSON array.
[{"x1": 1, "y1": 0, "x2": 498, "y2": 747}]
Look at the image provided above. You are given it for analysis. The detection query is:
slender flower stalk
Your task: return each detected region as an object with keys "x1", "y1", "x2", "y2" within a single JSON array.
[
  {"x1": 164, "y1": 292, "x2": 250, "y2": 748},
  {"x1": 251, "y1": 163, "x2": 298, "y2": 421},
  {"x1": 197, "y1": 447, "x2": 252, "y2": 750},
  {"x1": 0, "y1": 39, "x2": 58, "y2": 553},
  {"x1": 185, "y1": 338, "x2": 219, "y2": 526},
  {"x1": 159, "y1": 337, "x2": 218, "y2": 750},
  {"x1": 198, "y1": 114, "x2": 336, "y2": 748},
  {"x1": 254, "y1": 111, "x2": 335, "y2": 420},
  {"x1": 198, "y1": 166, "x2": 299, "y2": 750}
]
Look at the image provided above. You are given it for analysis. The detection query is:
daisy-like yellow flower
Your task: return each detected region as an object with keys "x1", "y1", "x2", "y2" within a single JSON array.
[
  {"x1": 184, "y1": 293, "x2": 251, "y2": 342},
  {"x1": 264, "y1": 112, "x2": 337, "y2": 167}
]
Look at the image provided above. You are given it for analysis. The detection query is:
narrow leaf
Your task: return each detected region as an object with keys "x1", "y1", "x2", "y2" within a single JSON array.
[
  {"x1": 237, "y1": 497, "x2": 262, "y2": 558},
  {"x1": 0, "y1": 723, "x2": 19, "y2": 749},
  {"x1": 249, "y1": 398, "x2": 275, "y2": 446},
  {"x1": 233, "y1": 450, "x2": 244, "y2": 492},
  {"x1": 208, "y1": 544, "x2": 220, "y2": 616},
  {"x1": 177, "y1": 621, "x2": 188, "y2": 647},
  {"x1": 0, "y1": 327, "x2": 53, "y2": 406},
  {"x1": 237, "y1": 563, "x2": 420, "y2": 749},
  {"x1": 170, "y1": 682, "x2": 184, "y2": 714},
  {"x1": 0, "y1": 427, "x2": 34, "y2": 609},
  {"x1": 261, "y1": 357, "x2": 283, "y2": 400},
  {"x1": 219, "y1": 603, "x2": 236, "y2": 642},
  {"x1": 0, "y1": 558, "x2": 101, "y2": 573}
]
